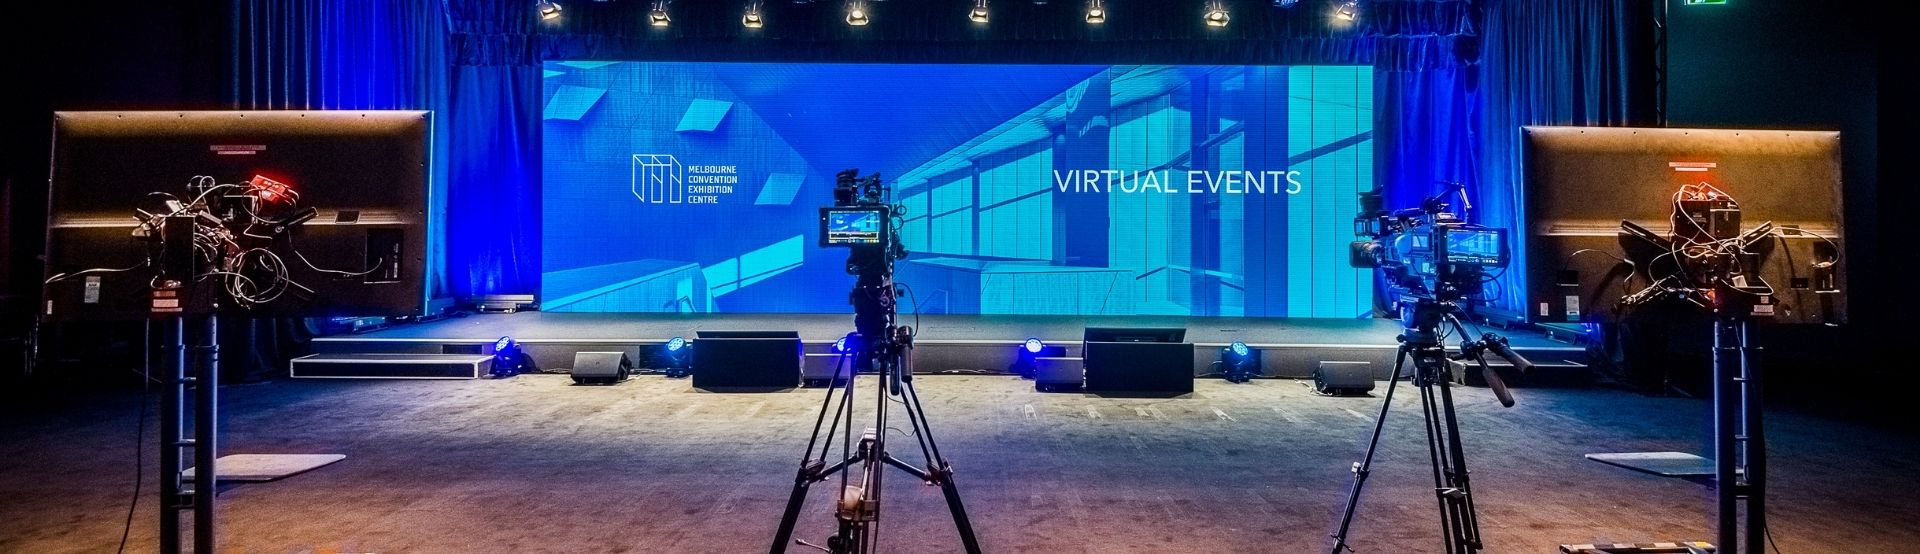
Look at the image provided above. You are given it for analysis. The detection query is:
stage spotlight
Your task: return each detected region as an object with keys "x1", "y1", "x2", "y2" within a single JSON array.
[
  {"x1": 536, "y1": 0, "x2": 563, "y2": 20},
  {"x1": 743, "y1": 2, "x2": 764, "y2": 28},
  {"x1": 663, "y1": 336, "x2": 693, "y2": 377},
  {"x1": 1219, "y1": 341, "x2": 1260, "y2": 383},
  {"x1": 1011, "y1": 337, "x2": 1060, "y2": 379},
  {"x1": 1275, "y1": 0, "x2": 1299, "y2": 6},
  {"x1": 1205, "y1": 1, "x2": 1230, "y2": 27},
  {"x1": 649, "y1": 1, "x2": 671, "y2": 27},
  {"x1": 970, "y1": 0, "x2": 990, "y2": 23},
  {"x1": 491, "y1": 336, "x2": 525, "y2": 377},
  {"x1": 1335, "y1": 0, "x2": 1358, "y2": 21},
  {"x1": 1085, "y1": 0, "x2": 1105, "y2": 23},
  {"x1": 846, "y1": 1, "x2": 870, "y2": 25},
  {"x1": 833, "y1": 334, "x2": 852, "y2": 353}
]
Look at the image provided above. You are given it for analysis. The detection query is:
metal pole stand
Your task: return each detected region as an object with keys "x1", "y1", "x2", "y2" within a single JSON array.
[
  {"x1": 161, "y1": 315, "x2": 218, "y2": 554},
  {"x1": 770, "y1": 329, "x2": 981, "y2": 554},
  {"x1": 1712, "y1": 315, "x2": 1764, "y2": 554},
  {"x1": 1580, "y1": 314, "x2": 1766, "y2": 554}
]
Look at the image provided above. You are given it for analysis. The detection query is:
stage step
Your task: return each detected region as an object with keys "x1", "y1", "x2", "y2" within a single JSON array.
[{"x1": 290, "y1": 353, "x2": 494, "y2": 379}]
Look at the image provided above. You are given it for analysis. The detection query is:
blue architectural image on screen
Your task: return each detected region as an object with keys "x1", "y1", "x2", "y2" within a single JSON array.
[{"x1": 542, "y1": 62, "x2": 1373, "y2": 317}]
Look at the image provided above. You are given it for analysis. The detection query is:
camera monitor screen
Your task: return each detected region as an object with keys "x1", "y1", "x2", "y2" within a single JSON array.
[
  {"x1": 1442, "y1": 228, "x2": 1508, "y2": 267},
  {"x1": 820, "y1": 207, "x2": 888, "y2": 247}
]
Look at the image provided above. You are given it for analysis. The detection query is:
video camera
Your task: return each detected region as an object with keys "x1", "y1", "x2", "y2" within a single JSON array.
[
  {"x1": 1349, "y1": 184, "x2": 1510, "y2": 303},
  {"x1": 818, "y1": 169, "x2": 908, "y2": 262}
]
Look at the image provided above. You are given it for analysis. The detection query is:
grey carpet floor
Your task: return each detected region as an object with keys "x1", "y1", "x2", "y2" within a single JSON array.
[{"x1": 2, "y1": 375, "x2": 1917, "y2": 553}]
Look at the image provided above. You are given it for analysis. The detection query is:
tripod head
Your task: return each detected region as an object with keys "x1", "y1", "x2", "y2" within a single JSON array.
[{"x1": 1396, "y1": 297, "x2": 1530, "y2": 408}]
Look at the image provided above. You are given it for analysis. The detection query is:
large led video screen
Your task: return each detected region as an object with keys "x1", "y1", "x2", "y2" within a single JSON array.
[{"x1": 542, "y1": 62, "x2": 1373, "y2": 317}]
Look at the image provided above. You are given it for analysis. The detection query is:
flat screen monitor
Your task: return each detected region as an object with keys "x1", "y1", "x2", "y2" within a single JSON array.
[
  {"x1": 1522, "y1": 126, "x2": 1844, "y2": 325},
  {"x1": 43, "y1": 111, "x2": 432, "y2": 320}
]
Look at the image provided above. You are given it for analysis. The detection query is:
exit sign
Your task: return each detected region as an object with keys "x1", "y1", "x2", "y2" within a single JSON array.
[{"x1": 1684, "y1": 0, "x2": 1727, "y2": 4}]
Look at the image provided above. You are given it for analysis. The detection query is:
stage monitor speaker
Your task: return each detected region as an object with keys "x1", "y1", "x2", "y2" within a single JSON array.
[
  {"x1": 571, "y1": 351, "x2": 632, "y2": 385},
  {"x1": 1035, "y1": 356, "x2": 1085, "y2": 392},
  {"x1": 1314, "y1": 361, "x2": 1375, "y2": 396},
  {"x1": 692, "y1": 332, "x2": 801, "y2": 391},
  {"x1": 1083, "y1": 341, "x2": 1194, "y2": 395},
  {"x1": 1083, "y1": 327, "x2": 1187, "y2": 343},
  {"x1": 802, "y1": 352, "x2": 854, "y2": 387}
]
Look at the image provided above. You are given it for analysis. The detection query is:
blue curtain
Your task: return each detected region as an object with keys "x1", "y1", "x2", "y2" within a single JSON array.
[
  {"x1": 1478, "y1": 0, "x2": 1653, "y2": 313},
  {"x1": 1369, "y1": 2, "x2": 1484, "y2": 217},
  {"x1": 232, "y1": 0, "x2": 455, "y2": 299},
  {"x1": 446, "y1": 0, "x2": 541, "y2": 297},
  {"x1": 233, "y1": 0, "x2": 540, "y2": 299}
]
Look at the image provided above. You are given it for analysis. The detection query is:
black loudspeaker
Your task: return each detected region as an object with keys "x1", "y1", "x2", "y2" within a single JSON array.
[
  {"x1": 571, "y1": 351, "x2": 632, "y2": 385},
  {"x1": 1083, "y1": 342, "x2": 1195, "y2": 395},
  {"x1": 1313, "y1": 361, "x2": 1375, "y2": 396},
  {"x1": 692, "y1": 332, "x2": 801, "y2": 391}
]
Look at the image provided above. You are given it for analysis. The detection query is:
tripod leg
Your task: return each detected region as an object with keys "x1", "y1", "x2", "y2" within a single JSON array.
[
  {"x1": 772, "y1": 474, "x2": 818, "y2": 554},
  {"x1": 932, "y1": 465, "x2": 983, "y2": 554},
  {"x1": 773, "y1": 353, "x2": 855, "y2": 554},
  {"x1": 1329, "y1": 345, "x2": 1410, "y2": 554},
  {"x1": 902, "y1": 358, "x2": 982, "y2": 553},
  {"x1": 1426, "y1": 368, "x2": 1484, "y2": 554}
]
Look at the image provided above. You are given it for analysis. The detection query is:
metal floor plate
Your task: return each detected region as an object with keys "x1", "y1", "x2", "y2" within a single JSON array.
[
  {"x1": 182, "y1": 454, "x2": 346, "y2": 482},
  {"x1": 1585, "y1": 451, "x2": 1715, "y2": 477}
]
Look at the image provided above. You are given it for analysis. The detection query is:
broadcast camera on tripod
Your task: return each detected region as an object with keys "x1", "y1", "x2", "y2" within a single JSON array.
[
  {"x1": 770, "y1": 169, "x2": 980, "y2": 554},
  {"x1": 1329, "y1": 183, "x2": 1534, "y2": 554}
]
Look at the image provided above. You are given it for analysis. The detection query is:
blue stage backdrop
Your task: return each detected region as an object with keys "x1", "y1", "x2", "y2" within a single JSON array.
[{"x1": 542, "y1": 62, "x2": 1373, "y2": 317}]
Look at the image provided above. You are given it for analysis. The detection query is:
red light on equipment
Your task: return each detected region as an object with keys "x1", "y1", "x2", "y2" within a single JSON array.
[{"x1": 248, "y1": 175, "x2": 297, "y2": 204}]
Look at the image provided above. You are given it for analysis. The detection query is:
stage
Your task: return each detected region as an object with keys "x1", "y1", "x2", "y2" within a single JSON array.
[{"x1": 311, "y1": 312, "x2": 1586, "y2": 380}]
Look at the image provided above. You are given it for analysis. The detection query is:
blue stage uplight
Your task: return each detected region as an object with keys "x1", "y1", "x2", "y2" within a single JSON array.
[
  {"x1": 661, "y1": 336, "x2": 693, "y2": 378},
  {"x1": 834, "y1": 333, "x2": 855, "y2": 353},
  {"x1": 536, "y1": 1, "x2": 563, "y2": 21},
  {"x1": 1012, "y1": 337, "x2": 1054, "y2": 378},
  {"x1": 1220, "y1": 341, "x2": 1258, "y2": 383},
  {"x1": 491, "y1": 336, "x2": 524, "y2": 377}
]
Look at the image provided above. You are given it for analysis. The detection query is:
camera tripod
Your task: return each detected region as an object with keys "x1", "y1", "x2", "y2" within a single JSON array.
[
  {"x1": 1330, "y1": 297, "x2": 1529, "y2": 554},
  {"x1": 769, "y1": 279, "x2": 980, "y2": 554}
]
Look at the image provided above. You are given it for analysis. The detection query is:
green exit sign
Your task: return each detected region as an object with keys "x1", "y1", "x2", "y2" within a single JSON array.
[{"x1": 1684, "y1": 0, "x2": 1727, "y2": 5}]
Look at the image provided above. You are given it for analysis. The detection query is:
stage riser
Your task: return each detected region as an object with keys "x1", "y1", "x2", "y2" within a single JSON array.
[{"x1": 310, "y1": 338, "x2": 1583, "y2": 380}]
